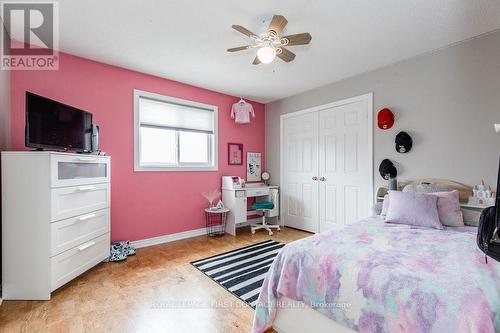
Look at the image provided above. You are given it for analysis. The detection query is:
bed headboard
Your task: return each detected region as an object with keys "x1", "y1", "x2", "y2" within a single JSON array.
[{"x1": 408, "y1": 179, "x2": 472, "y2": 203}]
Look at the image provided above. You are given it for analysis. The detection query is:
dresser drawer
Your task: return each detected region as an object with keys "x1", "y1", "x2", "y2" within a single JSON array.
[
  {"x1": 51, "y1": 183, "x2": 110, "y2": 222},
  {"x1": 51, "y1": 209, "x2": 110, "y2": 256},
  {"x1": 51, "y1": 233, "x2": 109, "y2": 291},
  {"x1": 51, "y1": 154, "x2": 110, "y2": 188}
]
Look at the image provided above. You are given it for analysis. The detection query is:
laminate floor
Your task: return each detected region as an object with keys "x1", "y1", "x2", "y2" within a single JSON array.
[{"x1": 0, "y1": 227, "x2": 311, "y2": 333}]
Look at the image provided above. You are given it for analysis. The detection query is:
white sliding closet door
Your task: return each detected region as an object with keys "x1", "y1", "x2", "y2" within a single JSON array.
[
  {"x1": 281, "y1": 112, "x2": 319, "y2": 233},
  {"x1": 280, "y1": 94, "x2": 373, "y2": 233},
  {"x1": 318, "y1": 100, "x2": 371, "y2": 231}
]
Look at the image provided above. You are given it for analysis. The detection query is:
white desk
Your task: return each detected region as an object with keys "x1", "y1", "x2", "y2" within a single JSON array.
[{"x1": 222, "y1": 184, "x2": 279, "y2": 235}]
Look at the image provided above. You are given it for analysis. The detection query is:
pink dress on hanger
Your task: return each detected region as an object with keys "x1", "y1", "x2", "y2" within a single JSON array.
[{"x1": 231, "y1": 101, "x2": 255, "y2": 124}]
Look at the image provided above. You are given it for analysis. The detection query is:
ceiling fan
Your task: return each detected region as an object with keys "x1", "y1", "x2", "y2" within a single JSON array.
[{"x1": 227, "y1": 15, "x2": 312, "y2": 65}]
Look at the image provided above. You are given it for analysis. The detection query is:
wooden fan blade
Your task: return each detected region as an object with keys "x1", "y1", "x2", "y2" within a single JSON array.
[
  {"x1": 277, "y1": 47, "x2": 296, "y2": 62},
  {"x1": 282, "y1": 33, "x2": 312, "y2": 46},
  {"x1": 268, "y1": 15, "x2": 288, "y2": 36},
  {"x1": 232, "y1": 25, "x2": 258, "y2": 38},
  {"x1": 227, "y1": 46, "x2": 252, "y2": 52},
  {"x1": 252, "y1": 56, "x2": 261, "y2": 65}
]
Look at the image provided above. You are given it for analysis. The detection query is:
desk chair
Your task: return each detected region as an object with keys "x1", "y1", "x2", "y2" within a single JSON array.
[{"x1": 251, "y1": 201, "x2": 280, "y2": 235}]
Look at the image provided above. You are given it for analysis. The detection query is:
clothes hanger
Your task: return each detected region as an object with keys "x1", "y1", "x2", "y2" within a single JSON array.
[{"x1": 238, "y1": 97, "x2": 246, "y2": 104}]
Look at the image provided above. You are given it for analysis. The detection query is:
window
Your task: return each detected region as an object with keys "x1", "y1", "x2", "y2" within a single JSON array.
[{"x1": 134, "y1": 90, "x2": 218, "y2": 171}]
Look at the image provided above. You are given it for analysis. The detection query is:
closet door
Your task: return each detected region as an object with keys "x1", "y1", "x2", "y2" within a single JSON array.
[
  {"x1": 318, "y1": 99, "x2": 371, "y2": 231},
  {"x1": 282, "y1": 112, "x2": 319, "y2": 233}
]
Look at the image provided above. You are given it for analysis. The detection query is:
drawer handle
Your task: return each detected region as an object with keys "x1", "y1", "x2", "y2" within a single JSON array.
[
  {"x1": 78, "y1": 213, "x2": 96, "y2": 221},
  {"x1": 77, "y1": 186, "x2": 97, "y2": 192},
  {"x1": 78, "y1": 241, "x2": 96, "y2": 251},
  {"x1": 75, "y1": 157, "x2": 98, "y2": 162}
]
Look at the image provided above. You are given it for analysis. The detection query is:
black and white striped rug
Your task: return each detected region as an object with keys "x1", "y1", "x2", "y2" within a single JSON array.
[{"x1": 191, "y1": 240, "x2": 284, "y2": 308}]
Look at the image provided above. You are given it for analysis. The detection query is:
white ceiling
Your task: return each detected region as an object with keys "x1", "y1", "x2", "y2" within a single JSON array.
[{"x1": 6, "y1": 1, "x2": 500, "y2": 103}]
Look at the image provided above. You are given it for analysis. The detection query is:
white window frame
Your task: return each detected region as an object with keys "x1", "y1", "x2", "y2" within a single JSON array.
[{"x1": 134, "y1": 89, "x2": 218, "y2": 172}]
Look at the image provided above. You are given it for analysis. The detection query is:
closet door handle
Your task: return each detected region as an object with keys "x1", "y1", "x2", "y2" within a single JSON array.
[
  {"x1": 312, "y1": 176, "x2": 318, "y2": 181},
  {"x1": 319, "y1": 177, "x2": 327, "y2": 182}
]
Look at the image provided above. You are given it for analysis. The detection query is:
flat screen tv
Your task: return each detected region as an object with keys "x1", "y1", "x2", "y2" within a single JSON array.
[{"x1": 25, "y1": 92, "x2": 92, "y2": 152}]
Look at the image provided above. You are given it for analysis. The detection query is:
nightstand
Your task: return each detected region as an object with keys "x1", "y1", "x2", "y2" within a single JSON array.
[{"x1": 460, "y1": 203, "x2": 491, "y2": 226}]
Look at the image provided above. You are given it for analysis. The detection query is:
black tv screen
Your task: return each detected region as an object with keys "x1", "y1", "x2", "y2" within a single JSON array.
[{"x1": 25, "y1": 92, "x2": 92, "y2": 152}]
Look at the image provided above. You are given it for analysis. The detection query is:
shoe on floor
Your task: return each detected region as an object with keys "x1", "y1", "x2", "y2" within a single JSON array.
[
  {"x1": 108, "y1": 244, "x2": 127, "y2": 262},
  {"x1": 113, "y1": 240, "x2": 136, "y2": 256}
]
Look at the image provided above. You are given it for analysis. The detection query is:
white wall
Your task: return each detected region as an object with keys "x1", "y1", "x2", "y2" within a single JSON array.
[
  {"x1": 1, "y1": 24, "x2": 10, "y2": 273},
  {"x1": 0, "y1": 24, "x2": 10, "y2": 151},
  {"x1": 266, "y1": 30, "x2": 500, "y2": 192},
  {"x1": 0, "y1": 69, "x2": 10, "y2": 151}
]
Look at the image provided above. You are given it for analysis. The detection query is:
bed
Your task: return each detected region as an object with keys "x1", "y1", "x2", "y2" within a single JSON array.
[{"x1": 252, "y1": 180, "x2": 500, "y2": 333}]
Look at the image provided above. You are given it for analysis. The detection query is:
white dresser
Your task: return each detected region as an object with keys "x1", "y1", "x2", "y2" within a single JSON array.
[{"x1": 1, "y1": 151, "x2": 111, "y2": 300}]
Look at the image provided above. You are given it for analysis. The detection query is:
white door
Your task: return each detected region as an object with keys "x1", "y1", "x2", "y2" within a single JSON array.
[
  {"x1": 318, "y1": 99, "x2": 371, "y2": 231},
  {"x1": 281, "y1": 94, "x2": 373, "y2": 233},
  {"x1": 281, "y1": 112, "x2": 319, "y2": 233}
]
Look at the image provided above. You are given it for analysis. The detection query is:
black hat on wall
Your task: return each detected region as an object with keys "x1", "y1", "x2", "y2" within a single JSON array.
[
  {"x1": 395, "y1": 131, "x2": 413, "y2": 153},
  {"x1": 379, "y1": 159, "x2": 397, "y2": 180}
]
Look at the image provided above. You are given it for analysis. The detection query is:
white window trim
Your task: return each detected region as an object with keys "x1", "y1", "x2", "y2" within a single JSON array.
[{"x1": 134, "y1": 89, "x2": 218, "y2": 172}]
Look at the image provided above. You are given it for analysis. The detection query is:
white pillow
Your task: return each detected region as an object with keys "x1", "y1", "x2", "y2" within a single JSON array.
[{"x1": 403, "y1": 183, "x2": 450, "y2": 194}]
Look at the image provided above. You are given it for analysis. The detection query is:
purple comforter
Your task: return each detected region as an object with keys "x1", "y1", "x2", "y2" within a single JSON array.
[{"x1": 253, "y1": 218, "x2": 500, "y2": 332}]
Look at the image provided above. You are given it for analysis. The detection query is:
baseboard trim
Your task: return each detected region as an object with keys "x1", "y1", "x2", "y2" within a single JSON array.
[{"x1": 130, "y1": 227, "x2": 207, "y2": 249}]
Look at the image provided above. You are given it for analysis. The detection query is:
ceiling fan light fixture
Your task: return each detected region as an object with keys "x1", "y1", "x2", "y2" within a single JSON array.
[
  {"x1": 257, "y1": 46, "x2": 276, "y2": 64},
  {"x1": 228, "y1": 15, "x2": 311, "y2": 65}
]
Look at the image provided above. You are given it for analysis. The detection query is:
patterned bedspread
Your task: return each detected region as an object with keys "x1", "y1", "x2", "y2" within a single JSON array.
[{"x1": 253, "y1": 217, "x2": 500, "y2": 333}]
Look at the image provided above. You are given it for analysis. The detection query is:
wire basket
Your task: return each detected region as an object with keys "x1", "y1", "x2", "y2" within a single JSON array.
[{"x1": 204, "y1": 208, "x2": 229, "y2": 237}]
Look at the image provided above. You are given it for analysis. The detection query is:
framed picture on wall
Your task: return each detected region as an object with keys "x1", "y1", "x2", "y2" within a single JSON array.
[
  {"x1": 247, "y1": 152, "x2": 262, "y2": 181},
  {"x1": 228, "y1": 143, "x2": 243, "y2": 165}
]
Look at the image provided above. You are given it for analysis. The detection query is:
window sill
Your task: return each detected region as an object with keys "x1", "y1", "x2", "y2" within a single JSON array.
[{"x1": 134, "y1": 165, "x2": 219, "y2": 172}]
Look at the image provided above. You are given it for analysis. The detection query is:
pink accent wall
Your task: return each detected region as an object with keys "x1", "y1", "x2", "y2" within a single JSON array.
[{"x1": 10, "y1": 52, "x2": 265, "y2": 241}]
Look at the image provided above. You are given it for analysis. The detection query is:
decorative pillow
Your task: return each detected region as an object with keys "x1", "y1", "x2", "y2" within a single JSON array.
[
  {"x1": 427, "y1": 190, "x2": 464, "y2": 227},
  {"x1": 372, "y1": 202, "x2": 383, "y2": 216},
  {"x1": 403, "y1": 183, "x2": 450, "y2": 194},
  {"x1": 381, "y1": 194, "x2": 390, "y2": 217},
  {"x1": 385, "y1": 191, "x2": 443, "y2": 229}
]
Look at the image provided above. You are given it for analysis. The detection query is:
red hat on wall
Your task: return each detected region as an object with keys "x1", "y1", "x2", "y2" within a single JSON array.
[{"x1": 377, "y1": 108, "x2": 394, "y2": 130}]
